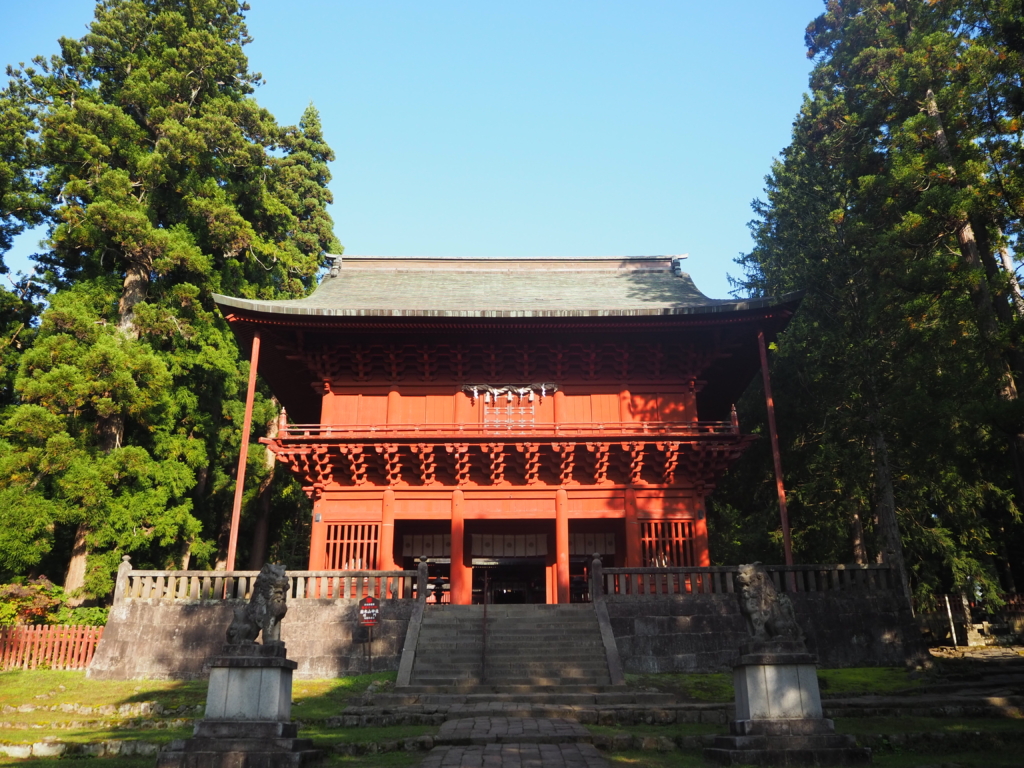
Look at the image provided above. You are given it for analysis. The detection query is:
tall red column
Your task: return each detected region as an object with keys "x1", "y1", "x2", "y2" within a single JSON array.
[
  {"x1": 758, "y1": 330, "x2": 794, "y2": 567},
  {"x1": 450, "y1": 490, "x2": 471, "y2": 604},
  {"x1": 554, "y1": 390, "x2": 567, "y2": 423},
  {"x1": 454, "y1": 390, "x2": 472, "y2": 424},
  {"x1": 555, "y1": 489, "x2": 570, "y2": 603},
  {"x1": 226, "y1": 330, "x2": 261, "y2": 572},
  {"x1": 618, "y1": 389, "x2": 632, "y2": 424},
  {"x1": 624, "y1": 487, "x2": 641, "y2": 567},
  {"x1": 308, "y1": 505, "x2": 327, "y2": 570},
  {"x1": 694, "y1": 500, "x2": 710, "y2": 566},
  {"x1": 379, "y1": 489, "x2": 396, "y2": 570}
]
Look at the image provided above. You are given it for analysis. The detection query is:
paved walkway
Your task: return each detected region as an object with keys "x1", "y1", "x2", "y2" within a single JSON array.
[
  {"x1": 436, "y1": 717, "x2": 592, "y2": 745},
  {"x1": 419, "y1": 742, "x2": 608, "y2": 768},
  {"x1": 420, "y1": 717, "x2": 609, "y2": 767}
]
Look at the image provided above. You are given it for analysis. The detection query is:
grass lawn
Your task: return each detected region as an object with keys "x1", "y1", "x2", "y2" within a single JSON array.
[
  {"x1": 3, "y1": 667, "x2": 1023, "y2": 767},
  {"x1": 0, "y1": 754, "x2": 425, "y2": 768},
  {"x1": 625, "y1": 666, "x2": 924, "y2": 703},
  {"x1": 601, "y1": 743, "x2": 1024, "y2": 767},
  {"x1": 834, "y1": 716, "x2": 1024, "y2": 735}
]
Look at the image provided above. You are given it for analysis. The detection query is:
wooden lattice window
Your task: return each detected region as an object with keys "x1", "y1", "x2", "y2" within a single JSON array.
[
  {"x1": 483, "y1": 390, "x2": 535, "y2": 429},
  {"x1": 640, "y1": 521, "x2": 696, "y2": 567},
  {"x1": 324, "y1": 523, "x2": 379, "y2": 570}
]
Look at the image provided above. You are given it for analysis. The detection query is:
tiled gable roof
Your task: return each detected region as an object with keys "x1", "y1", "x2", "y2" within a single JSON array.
[{"x1": 214, "y1": 256, "x2": 793, "y2": 318}]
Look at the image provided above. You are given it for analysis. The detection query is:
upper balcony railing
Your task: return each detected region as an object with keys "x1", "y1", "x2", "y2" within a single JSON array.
[{"x1": 276, "y1": 420, "x2": 740, "y2": 440}]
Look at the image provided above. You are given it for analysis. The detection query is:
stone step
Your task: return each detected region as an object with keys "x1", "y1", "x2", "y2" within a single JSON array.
[
  {"x1": 411, "y1": 661, "x2": 607, "y2": 673},
  {"x1": 411, "y1": 677, "x2": 612, "y2": 688},
  {"x1": 412, "y1": 603, "x2": 610, "y2": 688},
  {"x1": 370, "y1": 690, "x2": 674, "y2": 705},
  {"x1": 415, "y1": 650, "x2": 606, "y2": 660}
]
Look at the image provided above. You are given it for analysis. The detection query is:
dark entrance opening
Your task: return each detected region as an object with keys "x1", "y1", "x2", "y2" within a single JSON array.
[{"x1": 472, "y1": 558, "x2": 546, "y2": 604}]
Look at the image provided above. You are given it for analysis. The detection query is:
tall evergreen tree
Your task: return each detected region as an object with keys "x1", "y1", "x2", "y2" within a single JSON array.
[
  {"x1": 0, "y1": 0, "x2": 339, "y2": 595},
  {"x1": 715, "y1": 0, "x2": 1024, "y2": 603}
]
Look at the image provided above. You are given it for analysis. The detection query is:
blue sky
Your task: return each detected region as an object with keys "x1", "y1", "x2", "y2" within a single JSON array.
[{"x1": 1, "y1": 0, "x2": 824, "y2": 300}]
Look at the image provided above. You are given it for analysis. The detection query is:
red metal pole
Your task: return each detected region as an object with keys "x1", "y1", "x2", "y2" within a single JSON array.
[
  {"x1": 757, "y1": 330, "x2": 794, "y2": 568},
  {"x1": 226, "y1": 330, "x2": 262, "y2": 572}
]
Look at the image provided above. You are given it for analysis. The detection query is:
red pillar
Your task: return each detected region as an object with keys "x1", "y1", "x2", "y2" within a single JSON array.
[
  {"x1": 387, "y1": 388, "x2": 401, "y2": 424},
  {"x1": 554, "y1": 390, "x2": 567, "y2": 423},
  {"x1": 694, "y1": 501, "x2": 710, "y2": 566},
  {"x1": 454, "y1": 390, "x2": 472, "y2": 424},
  {"x1": 226, "y1": 330, "x2": 261, "y2": 572},
  {"x1": 555, "y1": 489, "x2": 570, "y2": 603},
  {"x1": 379, "y1": 489, "x2": 396, "y2": 570},
  {"x1": 624, "y1": 487, "x2": 642, "y2": 567},
  {"x1": 450, "y1": 490, "x2": 471, "y2": 604},
  {"x1": 308, "y1": 502, "x2": 327, "y2": 570},
  {"x1": 758, "y1": 329, "x2": 794, "y2": 567},
  {"x1": 618, "y1": 389, "x2": 632, "y2": 424}
]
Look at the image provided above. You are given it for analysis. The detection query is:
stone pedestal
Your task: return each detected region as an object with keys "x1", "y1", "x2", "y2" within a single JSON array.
[
  {"x1": 705, "y1": 644, "x2": 870, "y2": 766},
  {"x1": 158, "y1": 643, "x2": 321, "y2": 768}
]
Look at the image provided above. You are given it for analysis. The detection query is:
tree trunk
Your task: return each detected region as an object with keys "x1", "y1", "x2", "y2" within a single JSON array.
[
  {"x1": 247, "y1": 487, "x2": 271, "y2": 570},
  {"x1": 998, "y1": 534, "x2": 1018, "y2": 594},
  {"x1": 924, "y1": 89, "x2": 1020, "y2": 401},
  {"x1": 97, "y1": 412, "x2": 124, "y2": 453},
  {"x1": 68, "y1": 257, "x2": 153, "y2": 586},
  {"x1": 63, "y1": 523, "x2": 89, "y2": 602},
  {"x1": 246, "y1": 405, "x2": 281, "y2": 569},
  {"x1": 850, "y1": 507, "x2": 868, "y2": 565},
  {"x1": 117, "y1": 257, "x2": 151, "y2": 340},
  {"x1": 999, "y1": 244, "x2": 1024, "y2": 320},
  {"x1": 178, "y1": 535, "x2": 193, "y2": 570},
  {"x1": 872, "y1": 430, "x2": 914, "y2": 614}
]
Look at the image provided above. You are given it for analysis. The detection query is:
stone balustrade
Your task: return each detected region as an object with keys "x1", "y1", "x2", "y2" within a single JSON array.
[
  {"x1": 112, "y1": 559, "x2": 419, "y2": 605},
  {"x1": 601, "y1": 564, "x2": 895, "y2": 599}
]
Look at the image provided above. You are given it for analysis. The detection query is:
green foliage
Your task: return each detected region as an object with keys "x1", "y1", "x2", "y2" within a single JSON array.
[
  {"x1": 0, "y1": 0, "x2": 340, "y2": 595},
  {"x1": 714, "y1": 0, "x2": 1024, "y2": 600},
  {"x1": 0, "y1": 577, "x2": 107, "y2": 627}
]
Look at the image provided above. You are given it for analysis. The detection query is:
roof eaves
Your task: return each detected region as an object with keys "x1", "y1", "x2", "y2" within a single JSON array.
[{"x1": 211, "y1": 292, "x2": 802, "y2": 319}]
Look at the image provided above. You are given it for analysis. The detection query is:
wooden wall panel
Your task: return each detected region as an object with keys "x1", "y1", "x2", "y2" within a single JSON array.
[
  {"x1": 425, "y1": 395, "x2": 454, "y2": 424},
  {"x1": 590, "y1": 393, "x2": 619, "y2": 424},
  {"x1": 628, "y1": 393, "x2": 661, "y2": 422},
  {"x1": 657, "y1": 393, "x2": 691, "y2": 422},
  {"x1": 358, "y1": 395, "x2": 388, "y2": 425},
  {"x1": 567, "y1": 395, "x2": 592, "y2": 423},
  {"x1": 400, "y1": 396, "x2": 426, "y2": 425},
  {"x1": 324, "y1": 394, "x2": 359, "y2": 424},
  {"x1": 534, "y1": 395, "x2": 555, "y2": 424}
]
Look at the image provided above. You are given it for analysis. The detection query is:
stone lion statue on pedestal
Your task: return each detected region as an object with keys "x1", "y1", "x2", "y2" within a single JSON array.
[
  {"x1": 226, "y1": 563, "x2": 289, "y2": 645},
  {"x1": 736, "y1": 562, "x2": 803, "y2": 645}
]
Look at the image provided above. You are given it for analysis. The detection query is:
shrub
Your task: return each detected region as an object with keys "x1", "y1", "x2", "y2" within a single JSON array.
[{"x1": 0, "y1": 577, "x2": 108, "y2": 627}]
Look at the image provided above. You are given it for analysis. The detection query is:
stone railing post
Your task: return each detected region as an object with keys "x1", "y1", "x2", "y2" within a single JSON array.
[
  {"x1": 113, "y1": 555, "x2": 132, "y2": 604},
  {"x1": 590, "y1": 553, "x2": 603, "y2": 602},
  {"x1": 417, "y1": 559, "x2": 429, "y2": 603}
]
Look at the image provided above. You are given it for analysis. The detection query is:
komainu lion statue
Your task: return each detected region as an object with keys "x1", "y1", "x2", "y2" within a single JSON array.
[
  {"x1": 736, "y1": 563, "x2": 803, "y2": 645},
  {"x1": 226, "y1": 563, "x2": 289, "y2": 645}
]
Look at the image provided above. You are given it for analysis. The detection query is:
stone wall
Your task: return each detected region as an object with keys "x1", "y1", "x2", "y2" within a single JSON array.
[
  {"x1": 606, "y1": 591, "x2": 916, "y2": 674},
  {"x1": 88, "y1": 598, "x2": 416, "y2": 680}
]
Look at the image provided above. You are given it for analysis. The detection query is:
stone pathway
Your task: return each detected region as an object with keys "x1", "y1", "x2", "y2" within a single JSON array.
[
  {"x1": 421, "y1": 717, "x2": 608, "y2": 767},
  {"x1": 419, "y1": 742, "x2": 608, "y2": 768},
  {"x1": 436, "y1": 717, "x2": 592, "y2": 745}
]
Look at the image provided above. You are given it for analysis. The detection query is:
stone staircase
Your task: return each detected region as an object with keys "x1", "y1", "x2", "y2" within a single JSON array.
[{"x1": 406, "y1": 603, "x2": 614, "y2": 690}]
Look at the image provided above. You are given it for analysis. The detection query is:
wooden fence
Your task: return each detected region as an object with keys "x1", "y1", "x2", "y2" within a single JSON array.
[
  {"x1": 601, "y1": 563, "x2": 895, "y2": 598},
  {"x1": 0, "y1": 624, "x2": 104, "y2": 671}
]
